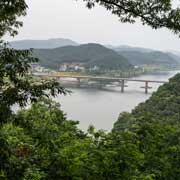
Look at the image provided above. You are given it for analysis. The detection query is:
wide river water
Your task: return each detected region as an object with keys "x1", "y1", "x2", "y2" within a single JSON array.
[{"x1": 56, "y1": 71, "x2": 179, "y2": 131}]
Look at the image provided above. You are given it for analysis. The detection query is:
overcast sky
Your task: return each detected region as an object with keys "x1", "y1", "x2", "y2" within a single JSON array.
[{"x1": 5, "y1": 0, "x2": 180, "y2": 51}]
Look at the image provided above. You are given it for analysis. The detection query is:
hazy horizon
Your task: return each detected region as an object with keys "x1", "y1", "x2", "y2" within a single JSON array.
[
  {"x1": 7, "y1": 38, "x2": 165, "y2": 52},
  {"x1": 4, "y1": 0, "x2": 180, "y2": 51}
]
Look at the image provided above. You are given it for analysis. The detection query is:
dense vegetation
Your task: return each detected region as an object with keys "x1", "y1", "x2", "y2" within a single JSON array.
[
  {"x1": 1, "y1": 0, "x2": 180, "y2": 179},
  {"x1": 1, "y1": 73, "x2": 180, "y2": 180},
  {"x1": 33, "y1": 43, "x2": 132, "y2": 70},
  {"x1": 113, "y1": 74, "x2": 180, "y2": 179}
]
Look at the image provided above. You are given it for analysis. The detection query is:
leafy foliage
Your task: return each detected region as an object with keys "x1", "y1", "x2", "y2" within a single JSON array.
[
  {"x1": 113, "y1": 74, "x2": 180, "y2": 179},
  {"x1": 0, "y1": 46, "x2": 68, "y2": 124},
  {"x1": 0, "y1": 0, "x2": 180, "y2": 180},
  {"x1": 1, "y1": 74, "x2": 180, "y2": 179},
  {"x1": 0, "y1": 2, "x2": 69, "y2": 178},
  {"x1": 0, "y1": 99, "x2": 145, "y2": 180},
  {"x1": 0, "y1": 0, "x2": 27, "y2": 38},
  {"x1": 0, "y1": 1, "x2": 68, "y2": 124},
  {"x1": 82, "y1": 0, "x2": 180, "y2": 35}
]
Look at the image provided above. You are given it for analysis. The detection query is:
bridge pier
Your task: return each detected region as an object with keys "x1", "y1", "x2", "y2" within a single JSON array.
[
  {"x1": 77, "y1": 77, "x2": 81, "y2": 88},
  {"x1": 99, "y1": 81, "x2": 103, "y2": 89},
  {"x1": 145, "y1": 81, "x2": 148, "y2": 94},
  {"x1": 141, "y1": 81, "x2": 152, "y2": 94},
  {"x1": 121, "y1": 80, "x2": 125, "y2": 93}
]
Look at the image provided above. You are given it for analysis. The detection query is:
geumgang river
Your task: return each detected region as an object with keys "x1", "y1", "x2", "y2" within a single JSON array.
[{"x1": 56, "y1": 71, "x2": 180, "y2": 131}]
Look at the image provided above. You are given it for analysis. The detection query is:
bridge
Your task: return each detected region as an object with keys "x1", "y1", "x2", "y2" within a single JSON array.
[{"x1": 35, "y1": 74, "x2": 168, "y2": 94}]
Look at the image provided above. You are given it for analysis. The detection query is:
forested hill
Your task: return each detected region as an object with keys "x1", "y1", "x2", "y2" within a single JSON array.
[
  {"x1": 113, "y1": 74, "x2": 180, "y2": 179},
  {"x1": 10, "y1": 38, "x2": 180, "y2": 68},
  {"x1": 114, "y1": 73, "x2": 180, "y2": 132},
  {"x1": 33, "y1": 43, "x2": 132, "y2": 70},
  {"x1": 107, "y1": 45, "x2": 180, "y2": 66},
  {"x1": 117, "y1": 50, "x2": 179, "y2": 66},
  {"x1": 9, "y1": 38, "x2": 78, "y2": 49}
]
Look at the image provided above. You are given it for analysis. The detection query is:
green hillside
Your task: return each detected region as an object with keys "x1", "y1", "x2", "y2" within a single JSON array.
[
  {"x1": 113, "y1": 74, "x2": 180, "y2": 179},
  {"x1": 118, "y1": 50, "x2": 179, "y2": 67},
  {"x1": 33, "y1": 43, "x2": 132, "y2": 70}
]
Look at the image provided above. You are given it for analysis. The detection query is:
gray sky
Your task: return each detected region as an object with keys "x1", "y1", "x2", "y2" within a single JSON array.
[{"x1": 5, "y1": 0, "x2": 180, "y2": 51}]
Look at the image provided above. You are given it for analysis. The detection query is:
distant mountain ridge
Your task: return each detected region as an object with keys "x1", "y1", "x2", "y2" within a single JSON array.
[
  {"x1": 104, "y1": 45, "x2": 180, "y2": 67},
  {"x1": 9, "y1": 38, "x2": 180, "y2": 68},
  {"x1": 166, "y1": 52, "x2": 180, "y2": 63},
  {"x1": 119, "y1": 50, "x2": 179, "y2": 66},
  {"x1": 9, "y1": 38, "x2": 78, "y2": 49},
  {"x1": 167, "y1": 50, "x2": 180, "y2": 57},
  {"x1": 33, "y1": 43, "x2": 132, "y2": 70}
]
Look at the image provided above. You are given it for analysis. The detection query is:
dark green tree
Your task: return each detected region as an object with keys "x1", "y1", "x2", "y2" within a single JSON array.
[
  {"x1": 113, "y1": 74, "x2": 180, "y2": 179},
  {"x1": 0, "y1": 0, "x2": 27, "y2": 38},
  {"x1": 0, "y1": 1, "x2": 180, "y2": 180},
  {"x1": 0, "y1": 1, "x2": 67, "y2": 178},
  {"x1": 0, "y1": 0, "x2": 68, "y2": 124},
  {"x1": 0, "y1": 47, "x2": 67, "y2": 123}
]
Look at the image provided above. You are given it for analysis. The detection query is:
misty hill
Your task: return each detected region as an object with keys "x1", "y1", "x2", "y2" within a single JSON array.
[
  {"x1": 106, "y1": 45, "x2": 154, "y2": 53},
  {"x1": 33, "y1": 43, "x2": 132, "y2": 70},
  {"x1": 168, "y1": 50, "x2": 180, "y2": 57},
  {"x1": 166, "y1": 52, "x2": 180, "y2": 63},
  {"x1": 9, "y1": 38, "x2": 78, "y2": 49},
  {"x1": 166, "y1": 51, "x2": 180, "y2": 64},
  {"x1": 108, "y1": 45, "x2": 180, "y2": 66},
  {"x1": 118, "y1": 50, "x2": 179, "y2": 66}
]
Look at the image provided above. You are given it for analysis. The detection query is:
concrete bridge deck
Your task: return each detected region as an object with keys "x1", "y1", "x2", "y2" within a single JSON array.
[{"x1": 35, "y1": 74, "x2": 168, "y2": 94}]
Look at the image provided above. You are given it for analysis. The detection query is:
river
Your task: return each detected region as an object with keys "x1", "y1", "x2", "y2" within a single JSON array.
[{"x1": 56, "y1": 71, "x2": 179, "y2": 131}]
